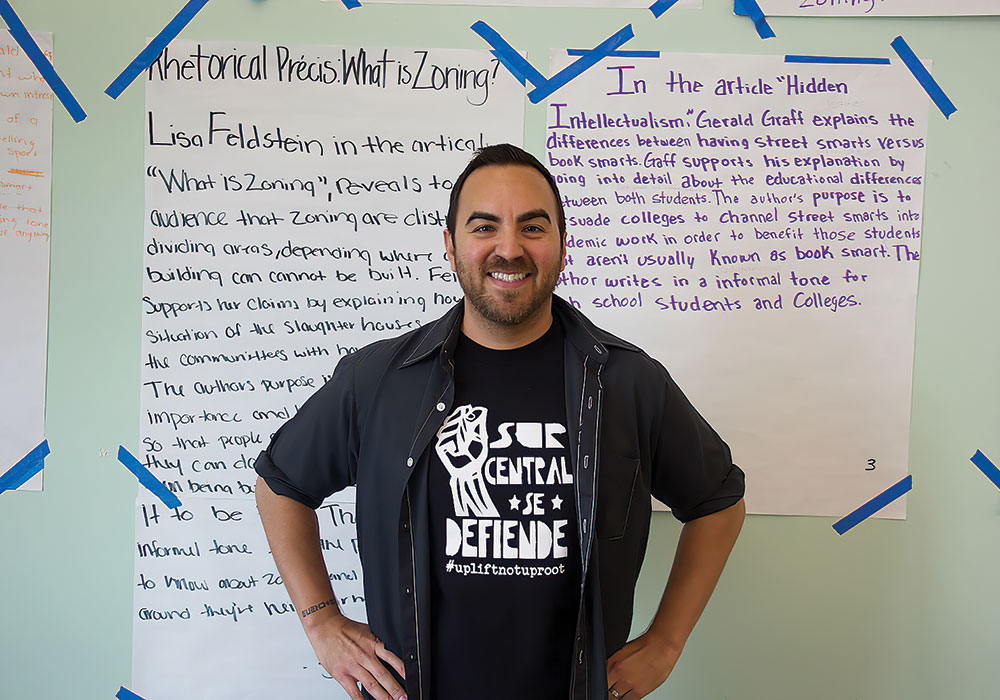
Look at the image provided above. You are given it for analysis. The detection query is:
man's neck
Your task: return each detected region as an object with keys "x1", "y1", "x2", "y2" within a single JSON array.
[{"x1": 460, "y1": 300, "x2": 554, "y2": 350}]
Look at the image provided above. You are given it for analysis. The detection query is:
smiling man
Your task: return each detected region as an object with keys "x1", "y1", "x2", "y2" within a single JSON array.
[
  {"x1": 255, "y1": 144, "x2": 746, "y2": 700},
  {"x1": 445, "y1": 160, "x2": 565, "y2": 346}
]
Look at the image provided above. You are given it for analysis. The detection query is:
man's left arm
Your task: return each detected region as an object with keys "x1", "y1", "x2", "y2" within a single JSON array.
[{"x1": 606, "y1": 498, "x2": 746, "y2": 699}]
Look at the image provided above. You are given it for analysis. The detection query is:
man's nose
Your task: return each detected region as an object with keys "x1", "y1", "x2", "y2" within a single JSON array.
[{"x1": 493, "y1": 227, "x2": 525, "y2": 261}]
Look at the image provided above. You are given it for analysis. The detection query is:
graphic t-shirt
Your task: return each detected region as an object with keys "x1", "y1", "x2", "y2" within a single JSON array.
[{"x1": 428, "y1": 320, "x2": 582, "y2": 700}]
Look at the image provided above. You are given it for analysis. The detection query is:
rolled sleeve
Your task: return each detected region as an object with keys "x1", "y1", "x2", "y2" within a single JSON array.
[
  {"x1": 254, "y1": 354, "x2": 360, "y2": 509},
  {"x1": 649, "y1": 366, "x2": 745, "y2": 523}
]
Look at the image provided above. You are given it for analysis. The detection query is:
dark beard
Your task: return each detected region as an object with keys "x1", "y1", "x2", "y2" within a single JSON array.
[
  {"x1": 466, "y1": 285, "x2": 544, "y2": 326},
  {"x1": 455, "y1": 258, "x2": 558, "y2": 327}
]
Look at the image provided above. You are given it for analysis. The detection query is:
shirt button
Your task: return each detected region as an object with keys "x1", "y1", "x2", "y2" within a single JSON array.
[
  {"x1": 402, "y1": 521, "x2": 409, "y2": 531},
  {"x1": 406, "y1": 457, "x2": 414, "y2": 467},
  {"x1": 408, "y1": 653, "x2": 416, "y2": 662},
  {"x1": 436, "y1": 402, "x2": 446, "y2": 411},
  {"x1": 404, "y1": 587, "x2": 412, "y2": 596}
]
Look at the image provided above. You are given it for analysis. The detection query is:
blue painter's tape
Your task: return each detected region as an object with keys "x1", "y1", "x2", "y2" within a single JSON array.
[
  {"x1": 786, "y1": 55, "x2": 890, "y2": 65},
  {"x1": 472, "y1": 21, "x2": 546, "y2": 88},
  {"x1": 649, "y1": 0, "x2": 680, "y2": 18},
  {"x1": 971, "y1": 450, "x2": 1000, "y2": 490},
  {"x1": 117, "y1": 445, "x2": 182, "y2": 509},
  {"x1": 890, "y1": 36, "x2": 956, "y2": 119},
  {"x1": 341, "y1": 0, "x2": 361, "y2": 7},
  {"x1": 490, "y1": 49, "x2": 527, "y2": 86},
  {"x1": 0, "y1": 440, "x2": 49, "y2": 493},
  {"x1": 0, "y1": 2, "x2": 86, "y2": 122},
  {"x1": 105, "y1": 0, "x2": 211, "y2": 99},
  {"x1": 734, "y1": 0, "x2": 775, "y2": 39},
  {"x1": 833, "y1": 475, "x2": 912, "y2": 535},
  {"x1": 116, "y1": 687, "x2": 146, "y2": 700},
  {"x1": 566, "y1": 49, "x2": 659, "y2": 58},
  {"x1": 527, "y1": 24, "x2": 635, "y2": 104}
]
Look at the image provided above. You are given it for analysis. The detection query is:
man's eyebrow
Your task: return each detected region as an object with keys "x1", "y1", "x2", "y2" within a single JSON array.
[
  {"x1": 466, "y1": 211, "x2": 501, "y2": 225},
  {"x1": 465, "y1": 209, "x2": 552, "y2": 226},
  {"x1": 517, "y1": 209, "x2": 551, "y2": 224}
]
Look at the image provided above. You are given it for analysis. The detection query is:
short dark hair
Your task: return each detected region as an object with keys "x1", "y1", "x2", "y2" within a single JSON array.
[{"x1": 446, "y1": 143, "x2": 566, "y2": 241}]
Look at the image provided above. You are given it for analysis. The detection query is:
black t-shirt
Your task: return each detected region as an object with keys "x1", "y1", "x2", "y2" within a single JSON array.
[{"x1": 428, "y1": 320, "x2": 582, "y2": 700}]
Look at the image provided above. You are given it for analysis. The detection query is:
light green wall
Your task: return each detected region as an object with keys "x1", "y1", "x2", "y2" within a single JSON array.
[{"x1": 1, "y1": 1, "x2": 997, "y2": 698}]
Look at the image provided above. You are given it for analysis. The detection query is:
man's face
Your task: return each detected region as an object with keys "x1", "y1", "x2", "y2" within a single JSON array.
[{"x1": 444, "y1": 165, "x2": 565, "y2": 329}]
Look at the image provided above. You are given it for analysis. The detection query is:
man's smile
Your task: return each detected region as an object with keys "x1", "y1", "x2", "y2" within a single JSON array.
[{"x1": 488, "y1": 271, "x2": 530, "y2": 284}]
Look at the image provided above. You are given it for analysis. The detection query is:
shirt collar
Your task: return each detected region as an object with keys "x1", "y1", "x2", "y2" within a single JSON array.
[{"x1": 398, "y1": 300, "x2": 464, "y2": 368}]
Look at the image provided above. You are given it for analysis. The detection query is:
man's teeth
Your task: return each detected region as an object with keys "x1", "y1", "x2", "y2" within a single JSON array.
[{"x1": 491, "y1": 272, "x2": 528, "y2": 282}]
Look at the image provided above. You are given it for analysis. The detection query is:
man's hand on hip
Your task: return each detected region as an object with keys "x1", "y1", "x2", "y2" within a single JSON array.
[
  {"x1": 606, "y1": 631, "x2": 680, "y2": 700},
  {"x1": 306, "y1": 612, "x2": 407, "y2": 700}
]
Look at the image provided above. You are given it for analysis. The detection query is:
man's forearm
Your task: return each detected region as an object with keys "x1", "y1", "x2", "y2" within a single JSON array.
[
  {"x1": 255, "y1": 478, "x2": 409, "y2": 699},
  {"x1": 255, "y1": 477, "x2": 342, "y2": 631},
  {"x1": 647, "y1": 499, "x2": 746, "y2": 654}
]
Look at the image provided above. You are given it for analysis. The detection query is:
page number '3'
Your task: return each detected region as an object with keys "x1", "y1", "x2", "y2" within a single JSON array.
[{"x1": 866, "y1": 459, "x2": 877, "y2": 471}]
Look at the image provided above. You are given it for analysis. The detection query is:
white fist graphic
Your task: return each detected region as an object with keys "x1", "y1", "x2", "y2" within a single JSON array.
[{"x1": 435, "y1": 405, "x2": 499, "y2": 517}]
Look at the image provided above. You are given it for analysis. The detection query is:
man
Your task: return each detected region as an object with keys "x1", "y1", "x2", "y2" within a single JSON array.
[{"x1": 255, "y1": 144, "x2": 746, "y2": 700}]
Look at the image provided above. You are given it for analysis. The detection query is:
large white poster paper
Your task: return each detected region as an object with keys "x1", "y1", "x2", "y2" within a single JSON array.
[
  {"x1": 743, "y1": 0, "x2": 998, "y2": 16},
  {"x1": 546, "y1": 52, "x2": 928, "y2": 517},
  {"x1": 0, "y1": 33, "x2": 53, "y2": 489},
  {"x1": 134, "y1": 39, "x2": 523, "y2": 699},
  {"x1": 132, "y1": 496, "x2": 364, "y2": 698}
]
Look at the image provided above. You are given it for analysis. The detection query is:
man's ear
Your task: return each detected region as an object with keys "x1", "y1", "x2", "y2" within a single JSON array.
[{"x1": 443, "y1": 229, "x2": 457, "y2": 272}]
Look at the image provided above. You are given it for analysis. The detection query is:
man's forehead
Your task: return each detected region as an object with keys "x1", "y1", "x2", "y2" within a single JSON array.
[{"x1": 458, "y1": 165, "x2": 557, "y2": 213}]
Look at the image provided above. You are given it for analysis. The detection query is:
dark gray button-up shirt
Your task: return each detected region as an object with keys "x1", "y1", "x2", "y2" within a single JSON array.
[{"x1": 256, "y1": 296, "x2": 745, "y2": 700}]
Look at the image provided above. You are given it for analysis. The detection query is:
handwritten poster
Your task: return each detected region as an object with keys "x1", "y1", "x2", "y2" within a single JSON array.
[
  {"x1": 132, "y1": 496, "x2": 364, "y2": 698},
  {"x1": 0, "y1": 33, "x2": 53, "y2": 489},
  {"x1": 134, "y1": 39, "x2": 523, "y2": 698},
  {"x1": 545, "y1": 51, "x2": 929, "y2": 518},
  {"x1": 740, "y1": 0, "x2": 998, "y2": 16}
]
